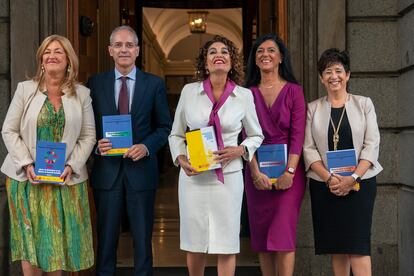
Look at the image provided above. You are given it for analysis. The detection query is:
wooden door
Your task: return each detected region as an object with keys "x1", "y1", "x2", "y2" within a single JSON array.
[
  {"x1": 67, "y1": 1, "x2": 98, "y2": 275},
  {"x1": 78, "y1": 0, "x2": 99, "y2": 83}
]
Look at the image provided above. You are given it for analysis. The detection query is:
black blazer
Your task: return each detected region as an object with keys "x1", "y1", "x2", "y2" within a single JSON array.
[{"x1": 88, "y1": 69, "x2": 172, "y2": 191}]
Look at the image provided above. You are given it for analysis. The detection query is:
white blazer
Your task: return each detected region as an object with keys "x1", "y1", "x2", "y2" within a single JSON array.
[
  {"x1": 303, "y1": 94, "x2": 383, "y2": 181},
  {"x1": 168, "y1": 81, "x2": 264, "y2": 173},
  {"x1": 1, "y1": 80, "x2": 96, "y2": 185}
]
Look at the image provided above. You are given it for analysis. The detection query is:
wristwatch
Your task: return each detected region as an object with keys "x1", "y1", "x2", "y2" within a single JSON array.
[
  {"x1": 351, "y1": 173, "x2": 361, "y2": 183},
  {"x1": 286, "y1": 167, "x2": 295, "y2": 175}
]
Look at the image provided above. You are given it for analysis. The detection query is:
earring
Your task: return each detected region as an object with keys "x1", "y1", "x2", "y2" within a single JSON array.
[
  {"x1": 206, "y1": 69, "x2": 209, "y2": 75},
  {"x1": 67, "y1": 65, "x2": 71, "y2": 73},
  {"x1": 41, "y1": 65, "x2": 45, "y2": 73}
]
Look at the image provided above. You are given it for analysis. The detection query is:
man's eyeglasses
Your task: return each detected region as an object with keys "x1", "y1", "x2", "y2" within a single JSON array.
[{"x1": 111, "y1": 42, "x2": 137, "y2": 49}]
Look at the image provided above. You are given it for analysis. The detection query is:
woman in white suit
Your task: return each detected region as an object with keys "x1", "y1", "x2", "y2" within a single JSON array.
[
  {"x1": 169, "y1": 35, "x2": 263, "y2": 276},
  {"x1": 303, "y1": 48, "x2": 382, "y2": 276},
  {"x1": 1, "y1": 35, "x2": 96, "y2": 275}
]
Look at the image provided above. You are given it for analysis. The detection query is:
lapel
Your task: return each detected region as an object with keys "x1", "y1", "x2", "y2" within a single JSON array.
[
  {"x1": 315, "y1": 97, "x2": 330, "y2": 154},
  {"x1": 130, "y1": 68, "x2": 148, "y2": 115},
  {"x1": 104, "y1": 71, "x2": 118, "y2": 114},
  {"x1": 344, "y1": 94, "x2": 359, "y2": 150}
]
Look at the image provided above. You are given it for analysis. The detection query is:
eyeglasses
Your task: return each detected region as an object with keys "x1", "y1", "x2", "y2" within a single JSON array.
[{"x1": 111, "y1": 42, "x2": 137, "y2": 49}]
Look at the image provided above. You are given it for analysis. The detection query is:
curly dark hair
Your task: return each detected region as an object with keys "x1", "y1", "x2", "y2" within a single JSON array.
[
  {"x1": 245, "y1": 33, "x2": 298, "y2": 88},
  {"x1": 195, "y1": 35, "x2": 243, "y2": 85},
  {"x1": 317, "y1": 48, "x2": 350, "y2": 76}
]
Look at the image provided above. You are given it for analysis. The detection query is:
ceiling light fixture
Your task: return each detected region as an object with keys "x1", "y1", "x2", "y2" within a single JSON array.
[{"x1": 188, "y1": 10, "x2": 209, "y2": 34}]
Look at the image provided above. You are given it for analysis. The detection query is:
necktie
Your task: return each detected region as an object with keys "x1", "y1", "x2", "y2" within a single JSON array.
[{"x1": 118, "y1": 76, "x2": 129, "y2": 114}]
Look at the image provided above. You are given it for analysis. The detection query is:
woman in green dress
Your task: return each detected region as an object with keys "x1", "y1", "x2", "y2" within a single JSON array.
[{"x1": 1, "y1": 35, "x2": 96, "y2": 275}]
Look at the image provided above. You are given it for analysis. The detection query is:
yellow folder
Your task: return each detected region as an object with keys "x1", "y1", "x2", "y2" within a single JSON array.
[{"x1": 185, "y1": 126, "x2": 221, "y2": 172}]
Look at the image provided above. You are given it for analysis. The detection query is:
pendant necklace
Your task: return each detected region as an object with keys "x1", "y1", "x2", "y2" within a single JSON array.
[{"x1": 330, "y1": 106, "x2": 346, "y2": 151}]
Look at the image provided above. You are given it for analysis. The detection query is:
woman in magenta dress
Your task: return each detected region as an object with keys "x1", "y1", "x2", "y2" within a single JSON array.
[{"x1": 244, "y1": 33, "x2": 306, "y2": 276}]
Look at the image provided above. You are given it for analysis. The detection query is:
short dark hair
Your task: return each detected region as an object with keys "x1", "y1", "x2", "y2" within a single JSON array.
[
  {"x1": 245, "y1": 33, "x2": 298, "y2": 88},
  {"x1": 195, "y1": 35, "x2": 243, "y2": 85},
  {"x1": 317, "y1": 48, "x2": 350, "y2": 76}
]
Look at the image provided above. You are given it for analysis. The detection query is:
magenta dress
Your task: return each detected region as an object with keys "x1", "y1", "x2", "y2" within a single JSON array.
[{"x1": 245, "y1": 83, "x2": 306, "y2": 252}]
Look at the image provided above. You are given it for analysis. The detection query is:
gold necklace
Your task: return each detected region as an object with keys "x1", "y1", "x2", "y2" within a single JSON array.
[
  {"x1": 330, "y1": 106, "x2": 346, "y2": 151},
  {"x1": 260, "y1": 81, "x2": 278, "y2": 89}
]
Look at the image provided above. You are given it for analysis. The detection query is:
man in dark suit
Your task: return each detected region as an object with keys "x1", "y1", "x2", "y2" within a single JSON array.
[{"x1": 88, "y1": 25, "x2": 172, "y2": 276}]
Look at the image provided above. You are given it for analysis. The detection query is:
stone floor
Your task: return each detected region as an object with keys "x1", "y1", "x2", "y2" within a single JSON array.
[
  {"x1": 116, "y1": 163, "x2": 260, "y2": 270},
  {"x1": 117, "y1": 267, "x2": 262, "y2": 276}
]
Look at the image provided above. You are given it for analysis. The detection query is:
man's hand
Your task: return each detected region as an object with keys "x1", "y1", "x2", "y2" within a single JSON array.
[
  {"x1": 124, "y1": 144, "x2": 148, "y2": 161},
  {"x1": 97, "y1": 138, "x2": 112, "y2": 155}
]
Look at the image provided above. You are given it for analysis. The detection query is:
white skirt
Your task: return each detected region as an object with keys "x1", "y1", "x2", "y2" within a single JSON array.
[{"x1": 178, "y1": 169, "x2": 244, "y2": 254}]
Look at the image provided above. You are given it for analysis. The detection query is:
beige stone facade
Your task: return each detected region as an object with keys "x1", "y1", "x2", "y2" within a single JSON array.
[{"x1": 1, "y1": 0, "x2": 413, "y2": 275}]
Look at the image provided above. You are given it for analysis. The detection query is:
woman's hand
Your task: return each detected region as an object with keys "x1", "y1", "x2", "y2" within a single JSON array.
[
  {"x1": 326, "y1": 174, "x2": 341, "y2": 189},
  {"x1": 177, "y1": 155, "x2": 200, "y2": 176},
  {"x1": 60, "y1": 165, "x2": 73, "y2": 184},
  {"x1": 251, "y1": 172, "x2": 272, "y2": 190},
  {"x1": 25, "y1": 164, "x2": 40, "y2": 185},
  {"x1": 97, "y1": 138, "x2": 112, "y2": 155},
  {"x1": 276, "y1": 172, "x2": 294, "y2": 190},
  {"x1": 214, "y1": 146, "x2": 245, "y2": 168},
  {"x1": 329, "y1": 174, "x2": 355, "y2": 196}
]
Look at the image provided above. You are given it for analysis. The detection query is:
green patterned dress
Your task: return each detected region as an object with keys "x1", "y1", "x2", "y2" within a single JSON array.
[{"x1": 6, "y1": 97, "x2": 94, "y2": 272}]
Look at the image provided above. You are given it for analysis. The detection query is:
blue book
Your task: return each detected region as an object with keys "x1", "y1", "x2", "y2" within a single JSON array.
[
  {"x1": 102, "y1": 115, "x2": 133, "y2": 156},
  {"x1": 35, "y1": 141, "x2": 66, "y2": 184},
  {"x1": 326, "y1": 149, "x2": 357, "y2": 176},
  {"x1": 257, "y1": 144, "x2": 287, "y2": 184}
]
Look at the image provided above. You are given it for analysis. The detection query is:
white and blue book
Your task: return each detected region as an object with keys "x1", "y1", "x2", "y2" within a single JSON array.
[
  {"x1": 257, "y1": 144, "x2": 287, "y2": 184},
  {"x1": 326, "y1": 149, "x2": 357, "y2": 176},
  {"x1": 327, "y1": 149, "x2": 360, "y2": 191},
  {"x1": 35, "y1": 141, "x2": 66, "y2": 184},
  {"x1": 102, "y1": 114, "x2": 133, "y2": 156}
]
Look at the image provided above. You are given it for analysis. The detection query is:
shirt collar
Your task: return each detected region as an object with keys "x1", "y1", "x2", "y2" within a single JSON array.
[{"x1": 115, "y1": 66, "x2": 136, "y2": 81}]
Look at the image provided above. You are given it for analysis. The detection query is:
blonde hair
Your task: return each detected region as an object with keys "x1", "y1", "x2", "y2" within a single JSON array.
[{"x1": 33, "y1": 35, "x2": 79, "y2": 96}]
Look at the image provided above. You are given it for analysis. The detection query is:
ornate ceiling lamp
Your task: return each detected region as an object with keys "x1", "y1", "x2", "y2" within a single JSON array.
[{"x1": 187, "y1": 10, "x2": 209, "y2": 33}]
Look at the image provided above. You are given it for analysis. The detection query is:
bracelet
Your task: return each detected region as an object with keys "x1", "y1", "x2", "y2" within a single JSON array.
[
  {"x1": 326, "y1": 173, "x2": 333, "y2": 187},
  {"x1": 240, "y1": 145, "x2": 247, "y2": 156}
]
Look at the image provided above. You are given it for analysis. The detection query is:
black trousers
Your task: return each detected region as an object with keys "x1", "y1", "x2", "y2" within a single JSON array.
[{"x1": 94, "y1": 165, "x2": 156, "y2": 276}]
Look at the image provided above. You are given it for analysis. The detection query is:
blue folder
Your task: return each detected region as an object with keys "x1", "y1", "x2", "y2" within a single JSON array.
[
  {"x1": 257, "y1": 144, "x2": 287, "y2": 184},
  {"x1": 102, "y1": 115, "x2": 133, "y2": 156},
  {"x1": 326, "y1": 149, "x2": 357, "y2": 176}
]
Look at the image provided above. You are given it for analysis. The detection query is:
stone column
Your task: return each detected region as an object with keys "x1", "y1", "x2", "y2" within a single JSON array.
[
  {"x1": 397, "y1": 1, "x2": 414, "y2": 275},
  {"x1": 0, "y1": 0, "x2": 11, "y2": 274},
  {"x1": 347, "y1": 0, "x2": 400, "y2": 272}
]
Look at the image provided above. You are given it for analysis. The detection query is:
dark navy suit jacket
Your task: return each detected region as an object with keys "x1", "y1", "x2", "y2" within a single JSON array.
[{"x1": 88, "y1": 68, "x2": 172, "y2": 191}]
